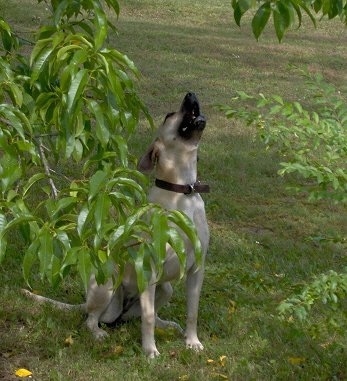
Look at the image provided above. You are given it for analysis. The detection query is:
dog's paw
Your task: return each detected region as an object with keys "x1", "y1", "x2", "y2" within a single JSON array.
[
  {"x1": 89, "y1": 327, "x2": 109, "y2": 341},
  {"x1": 185, "y1": 337, "x2": 204, "y2": 351},
  {"x1": 144, "y1": 347, "x2": 160, "y2": 358}
]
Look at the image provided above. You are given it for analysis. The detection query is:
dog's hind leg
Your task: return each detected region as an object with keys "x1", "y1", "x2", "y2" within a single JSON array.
[
  {"x1": 121, "y1": 282, "x2": 183, "y2": 333},
  {"x1": 86, "y1": 277, "x2": 123, "y2": 340},
  {"x1": 154, "y1": 282, "x2": 183, "y2": 334}
]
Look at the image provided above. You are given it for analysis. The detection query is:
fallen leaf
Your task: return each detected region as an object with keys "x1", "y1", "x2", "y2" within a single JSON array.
[
  {"x1": 288, "y1": 357, "x2": 306, "y2": 365},
  {"x1": 212, "y1": 372, "x2": 228, "y2": 379},
  {"x1": 112, "y1": 345, "x2": 124, "y2": 355},
  {"x1": 219, "y1": 355, "x2": 227, "y2": 367},
  {"x1": 64, "y1": 335, "x2": 74, "y2": 346},
  {"x1": 207, "y1": 359, "x2": 215, "y2": 364},
  {"x1": 15, "y1": 368, "x2": 32, "y2": 378},
  {"x1": 228, "y1": 300, "x2": 236, "y2": 316}
]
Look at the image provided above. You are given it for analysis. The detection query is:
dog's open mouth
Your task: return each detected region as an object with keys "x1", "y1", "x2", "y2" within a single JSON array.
[{"x1": 179, "y1": 92, "x2": 206, "y2": 138}]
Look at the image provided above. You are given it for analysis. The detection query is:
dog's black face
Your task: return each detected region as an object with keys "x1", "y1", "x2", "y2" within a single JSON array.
[
  {"x1": 164, "y1": 92, "x2": 206, "y2": 141},
  {"x1": 178, "y1": 92, "x2": 206, "y2": 140},
  {"x1": 138, "y1": 92, "x2": 206, "y2": 174}
]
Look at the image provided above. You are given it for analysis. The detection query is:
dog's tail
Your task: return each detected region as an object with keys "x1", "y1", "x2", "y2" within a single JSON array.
[{"x1": 21, "y1": 289, "x2": 86, "y2": 312}]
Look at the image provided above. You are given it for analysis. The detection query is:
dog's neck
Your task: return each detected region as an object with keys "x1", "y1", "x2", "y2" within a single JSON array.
[{"x1": 155, "y1": 153, "x2": 198, "y2": 186}]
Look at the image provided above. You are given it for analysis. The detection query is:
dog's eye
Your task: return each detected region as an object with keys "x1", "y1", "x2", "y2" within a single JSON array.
[{"x1": 164, "y1": 112, "x2": 175, "y2": 121}]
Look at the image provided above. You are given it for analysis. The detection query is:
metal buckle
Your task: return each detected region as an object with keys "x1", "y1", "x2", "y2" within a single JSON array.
[{"x1": 185, "y1": 184, "x2": 195, "y2": 195}]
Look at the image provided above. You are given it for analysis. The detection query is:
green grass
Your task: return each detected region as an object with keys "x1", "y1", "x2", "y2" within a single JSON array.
[{"x1": 1, "y1": 0, "x2": 347, "y2": 380}]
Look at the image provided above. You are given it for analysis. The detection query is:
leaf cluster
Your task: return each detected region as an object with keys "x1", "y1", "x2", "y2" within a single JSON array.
[
  {"x1": 218, "y1": 69, "x2": 347, "y2": 203},
  {"x1": 0, "y1": 1, "x2": 201, "y2": 291},
  {"x1": 231, "y1": 0, "x2": 347, "y2": 41},
  {"x1": 278, "y1": 269, "x2": 347, "y2": 326}
]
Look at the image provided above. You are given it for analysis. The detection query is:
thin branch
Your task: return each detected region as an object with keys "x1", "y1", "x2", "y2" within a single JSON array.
[{"x1": 37, "y1": 137, "x2": 59, "y2": 199}]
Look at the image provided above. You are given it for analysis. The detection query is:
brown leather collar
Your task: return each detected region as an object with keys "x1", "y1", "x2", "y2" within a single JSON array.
[{"x1": 155, "y1": 179, "x2": 210, "y2": 195}]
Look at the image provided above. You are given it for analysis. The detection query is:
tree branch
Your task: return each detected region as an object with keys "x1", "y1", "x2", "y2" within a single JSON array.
[{"x1": 37, "y1": 137, "x2": 59, "y2": 199}]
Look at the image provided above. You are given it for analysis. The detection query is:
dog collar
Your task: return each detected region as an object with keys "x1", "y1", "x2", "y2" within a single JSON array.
[{"x1": 155, "y1": 179, "x2": 210, "y2": 195}]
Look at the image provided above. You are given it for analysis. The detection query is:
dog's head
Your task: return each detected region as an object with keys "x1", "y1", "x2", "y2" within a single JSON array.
[{"x1": 138, "y1": 92, "x2": 206, "y2": 174}]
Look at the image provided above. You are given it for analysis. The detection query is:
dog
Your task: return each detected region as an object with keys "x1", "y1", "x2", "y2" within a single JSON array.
[{"x1": 23, "y1": 92, "x2": 209, "y2": 358}]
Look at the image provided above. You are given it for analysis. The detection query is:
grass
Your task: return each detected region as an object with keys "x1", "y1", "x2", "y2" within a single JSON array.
[{"x1": 1, "y1": 0, "x2": 347, "y2": 380}]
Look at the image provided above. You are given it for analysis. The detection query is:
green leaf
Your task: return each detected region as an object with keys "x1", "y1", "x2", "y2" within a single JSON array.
[
  {"x1": 23, "y1": 173, "x2": 47, "y2": 198},
  {"x1": 108, "y1": 224, "x2": 126, "y2": 251},
  {"x1": 23, "y1": 239, "x2": 40, "y2": 286},
  {"x1": 53, "y1": 0, "x2": 69, "y2": 26},
  {"x1": 77, "y1": 205, "x2": 91, "y2": 238},
  {"x1": 62, "y1": 246, "x2": 80, "y2": 270},
  {"x1": 104, "y1": 0, "x2": 120, "y2": 16},
  {"x1": 94, "y1": 193, "x2": 111, "y2": 233},
  {"x1": 129, "y1": 244, "x2": 152, "y2": 293},
  {"x1": 38, "y1": 226, "x2": 54, "y2": 280},
  {"x1": 0, "y1": 105, "x2": 26, "y2": 139},
  {"x1": 77, "y1": 247, "x2": 92, "y2": 291},
  {"x1": 252, "y1": 3, "x2": 272, "y2": 40},
  {"x1": 67, "y1": 69, "x2": 89, "y2": 114},
  {"x1": 273, "y1": 0, "x2": 292, "y2": 42},
  {"x1": 55, "y1": 230, "x2": 71, "y2": 251},
  {"x1": 113, "y1": 135, "x2": 128, "y2": 167},
  {"x1": 88, "y1": 100, "x2": 110, "y2": 147},
  {"x1": 232, "y1": 0, "x2": 248, "y2": 26},
  {"x1": 151, "y1": 213, "x2": 169, "y2": 274},
  {"x1": 0, "y1": 19, "x2": 16, "y2": 52},
  {"x1": 0, "y1": 154, "x2": 22, "y2": 194},
  {"x1": 30, "y1": 42, "x2": 53, "y2": 81},
  {"x1": 89, "y1": 170, "x2": 109, "y2": 200},
  {"x1": 51, "y1": 197, "x2": 77, "y2": 221},
  {"x1": 5, "y1": 82, "x2": 23, "y2": 107},
  {"x1": 92, "y1": 1, "x2": 108, "y2": 50},
  {"x1": 168, "y1": 210, "x2": 203, "y2": 267},
  {"x1": 167, "y1": 227, "x2": 186, "y2": 279},
  {"x1": 288, "y1": 0, "x2": 302, "y2": 28}
]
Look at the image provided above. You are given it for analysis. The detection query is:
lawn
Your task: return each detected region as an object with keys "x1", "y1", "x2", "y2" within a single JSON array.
[{"x1": 0, "y1": 0, "x2": 346, "y2": 380}]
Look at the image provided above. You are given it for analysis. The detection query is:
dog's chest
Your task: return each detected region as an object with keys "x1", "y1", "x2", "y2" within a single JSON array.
[{"x1": 148, "y1": 188, "x2": 204, "y2": 214}]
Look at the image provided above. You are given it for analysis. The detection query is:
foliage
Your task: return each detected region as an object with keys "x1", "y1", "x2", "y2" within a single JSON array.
[
  {"x1": 0, "y1": 0, "x2": 201, "y2": 291},
  {"x1": 231, "y1": 0, "x2": 347, "y2": 41},
  {"x1": 218, "y1": 69, "x2": 347, "y2": 326},
  {"x1": 218, "y1": 70, "x2": 347, "y2": 204},
  {"x1": 278, "y1": 269, "x2": 347, "y2": 324}
]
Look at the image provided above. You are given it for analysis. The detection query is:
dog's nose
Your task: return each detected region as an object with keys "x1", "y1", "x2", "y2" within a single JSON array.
[{"x1": 194, "y1": 115, "x2": 206, "y2": 130}]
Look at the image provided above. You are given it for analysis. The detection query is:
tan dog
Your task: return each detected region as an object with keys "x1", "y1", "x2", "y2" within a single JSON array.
[{"x1": 23, "y1": 92, "x2": 209, "y2": 358}]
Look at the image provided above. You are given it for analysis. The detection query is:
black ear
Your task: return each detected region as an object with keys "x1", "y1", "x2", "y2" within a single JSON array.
[{"x1": 137, "y1": 140, "x2": 160, "y2": 173}]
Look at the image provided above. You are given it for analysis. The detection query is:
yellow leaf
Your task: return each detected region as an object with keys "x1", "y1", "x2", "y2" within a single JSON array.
[
  {"x1": 210, "y1": 334, "x2": 219, "y2": 342},
  {"x1": 288, "y1": 357, "x2": 306, "y2": 365},
  {"x1": 207, "y1": 359, "x2": 215, "y2": 364},
  {"x1": 212, "y1": 372, "x2": 228, "y2": 379},
  {"x1": 112, "y1": 345, "x2": 124, "y2": 355},
  {"x1": 15, "y1": 368, "x2": 32, "y2": 377},
  {"x1": 64, "y1": 335, "x2": 74, "y2": 346},
  {"x1": 228, "y1": 300, "x2": 236, "y2": 316},
  {"x1": 219, "y1": 355, "x2": 227, "y2": 366}
]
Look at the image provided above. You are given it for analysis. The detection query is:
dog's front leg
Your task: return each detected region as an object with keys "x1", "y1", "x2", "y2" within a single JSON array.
[
  {"x1": 140, "y1": 283, "x2": 160, "y2": 358},
  {"x1": 185, "y1": 267, "x2": 204, "y2": 351}
]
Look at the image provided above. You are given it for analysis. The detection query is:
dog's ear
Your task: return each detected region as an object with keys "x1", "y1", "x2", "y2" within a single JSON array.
[{"x1": 138, "y1": 139, "x2": 161, "y2": 173}]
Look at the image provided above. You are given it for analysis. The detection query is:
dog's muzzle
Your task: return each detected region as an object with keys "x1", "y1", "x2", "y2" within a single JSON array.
[{"x1": 193, "y1": 115, "x2": 206, "y2": 131}]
